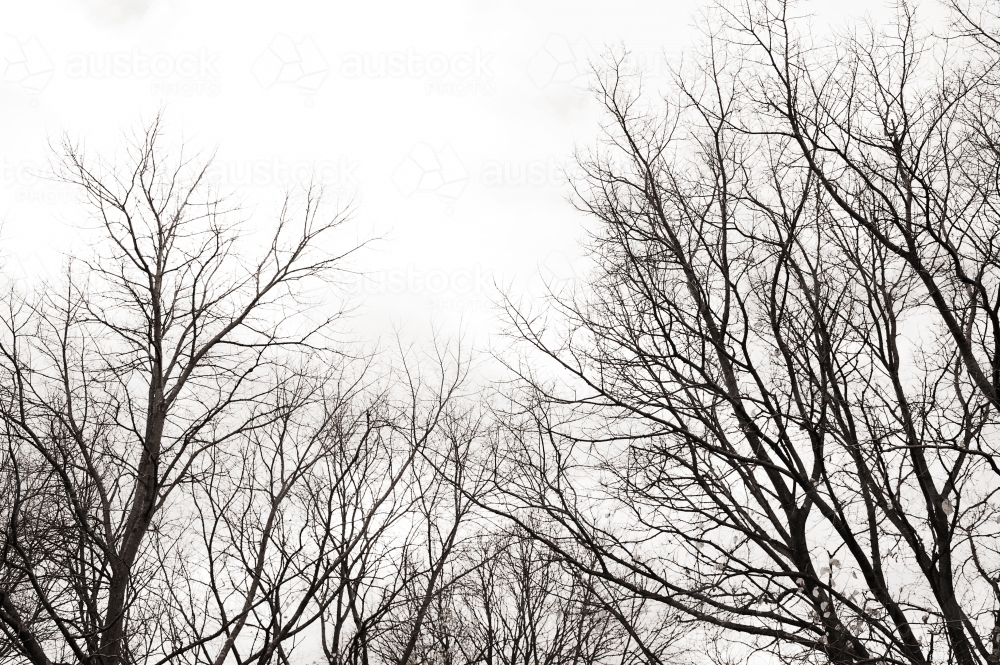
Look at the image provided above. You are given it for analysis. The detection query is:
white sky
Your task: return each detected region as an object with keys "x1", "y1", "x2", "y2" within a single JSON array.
[
  {"x1": 0, "y1": 1, "x2": 939, "y2": 661},
  {"x1": 1, "y1": 0, "x2": 899, "y2": 347}
]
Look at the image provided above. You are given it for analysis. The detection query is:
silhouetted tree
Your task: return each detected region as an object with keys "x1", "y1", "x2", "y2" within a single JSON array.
[
  {"x1": 494, "y1": 2, "x2": 1000, "y2": 663},
  {"x1": 0, "y1": 118, "x2": 376, "y2": 665}
]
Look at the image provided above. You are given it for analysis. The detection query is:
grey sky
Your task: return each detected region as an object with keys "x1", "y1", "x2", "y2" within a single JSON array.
[{"x1": 1, "y1": 0, "x2": 887, "y2": 342}]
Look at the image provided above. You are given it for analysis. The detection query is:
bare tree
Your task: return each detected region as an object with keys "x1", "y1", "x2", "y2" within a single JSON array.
[
  {"x1": 314, "y1": 343, "x2": 484, "y2": 665},
  {"x1": 388, "y1": 409, "x2": 482, "y2": 665},
  {"x1": 445, "y1": 529, "x2": 677, "y2": 665},
  {"x1": 0, "y1": 117, "x2": 362, "y2": 665},
  {"x1": 492, "y1": 2, "x2": 1000, "y2": 664}
]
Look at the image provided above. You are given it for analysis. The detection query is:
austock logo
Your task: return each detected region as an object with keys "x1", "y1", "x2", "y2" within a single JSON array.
[
  {"x1": 392, "y1": 143, "x2": 468, "y2": 204},
  {"x1": 527, "y1": 34, "x2": 590, "y2": 90},
  {"x1": 2, "y1": 35, "x2": 223, "y2": 99},
  {"x1": 532, "y1": 250, "x2": 579, "y2": 298},
  {"x1": 1, "y1": 34, "x2": 54, "y2": 98},
  {"x1": 253, "y1": 35, "x2": 329, "y2": 98}
]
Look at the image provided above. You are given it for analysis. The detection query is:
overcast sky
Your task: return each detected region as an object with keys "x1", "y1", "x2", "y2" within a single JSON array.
[{"x1": 1, "y1": 0, "x2": 887, "y2": 346}]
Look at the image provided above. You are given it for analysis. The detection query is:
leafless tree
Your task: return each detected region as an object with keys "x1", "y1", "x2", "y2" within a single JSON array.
[
  {"x1": 446, "y1": 529, "x2": 679, "y2": 665},
  {"x1": 388, "y1": 404, "x2": 484, "y2": 665},
  {"x1": 314, "y1": 343, "x2": 484, "y2": 665},
  {"x1": 0, "y1": 117, "x2": 369, "y2": 665},
  {"x1": 492, "y1": 2, "x2": 1000, "y2": 664}
]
